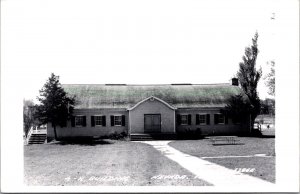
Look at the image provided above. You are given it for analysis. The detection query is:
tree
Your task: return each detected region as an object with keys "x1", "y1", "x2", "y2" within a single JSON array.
[
  {"x1": 237, "y1": 32, "x2": 262, "y2": 128},
  {"x1": 23, "y1": 99, "x2": 38, "y2": 137},
  {"x1": 225, "y1": 94, "x2": 252, "y2": 124},
  {"x1": 265, "y1": 61, "x2": 275, "y2": 96},
  {"x1": 260, "y1": 98, "x2": 275, "y2": 115},
  {"x1": 35, "y1": 73, "x2": 76, "y2": 140}
]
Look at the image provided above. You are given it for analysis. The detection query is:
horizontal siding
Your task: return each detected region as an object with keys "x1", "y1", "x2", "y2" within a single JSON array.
[
  {"x1": 129, "y1": 99, "x2": 175, "y2": 133},
  {"x1": 47, "y1": 107, "x2": 251, "y2": 141},
  {"x1": 47, "y1": 109, "x2": 128, "y2": 141},
  {"x1": 175, "y1": 108, "x2": 250, "y2": 135}
]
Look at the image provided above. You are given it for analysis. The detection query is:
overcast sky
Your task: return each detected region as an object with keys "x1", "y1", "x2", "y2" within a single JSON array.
[{"x1": 1, "y1": 0, "x2": 283, "y2": 100}]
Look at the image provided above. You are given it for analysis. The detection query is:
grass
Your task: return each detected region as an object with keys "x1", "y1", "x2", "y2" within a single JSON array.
[
  {"x1": 204, "y1": 157, "x2": 275, "y2": 183},
  {"x1": 256, "y1": 114, "x2": 275, "y2": 137},
  {"x1": 24, "y1": 140, "x2": 211, "y2": 186},
  {"x1": 169, "y1": 137, "x2": 275, "y2": 183}
]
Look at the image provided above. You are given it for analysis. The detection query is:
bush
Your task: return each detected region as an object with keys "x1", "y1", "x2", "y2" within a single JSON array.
[
  {"x1": 177, "y1": 128, "x2": 203, "y2": 140},
  {"x1": 108, "y1": 132, "x2": 128, "y2": 140}
]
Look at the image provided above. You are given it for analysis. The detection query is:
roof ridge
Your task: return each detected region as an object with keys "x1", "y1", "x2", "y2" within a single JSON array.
[{"x1": 62, "y1": 83, "x2": 232, "y2": 86}]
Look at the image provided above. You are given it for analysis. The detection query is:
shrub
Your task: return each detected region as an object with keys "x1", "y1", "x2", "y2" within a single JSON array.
[{"x1": 108, "y1": 132, "x2": 128, "y2": 140}]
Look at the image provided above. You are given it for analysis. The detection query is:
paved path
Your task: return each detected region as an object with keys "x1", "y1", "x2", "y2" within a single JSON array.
[
  {"x1": 141, "y1": 141, "x2": 274, "y2": 187},
  {"x1": 201, "y1": 154, "x2": 272, "y2": 159}
]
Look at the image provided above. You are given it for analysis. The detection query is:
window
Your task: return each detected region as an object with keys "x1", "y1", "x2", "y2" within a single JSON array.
[
  {"x1": 199, "y1": 114, "x2": 206, "y2": 124},
  {"x1": 114, "y1": 115, "x2": 122, "y2": 126},
  {"x1": 214, "y1": 114, "x2": 226, "y2": 124},
  {"x1": 91, "y1": 115, "x2": 106, "y2": 127},
  {"x1": 177, "y1": 114, "x2": 192, "y2": 125},
  {"x1": 181, "y1": 115, "x2": 188, "y2": 125},
  {"x1": 196, "y1": 114, "x2": 210, "y2": 125},
  {"x1": 218, "y1": 115, "x2": 224, "y2": 124},
  {"x1": 74, "y1": 116, "x2": 86, "y2": 127},
  {"x1": 110, "y1": 115, "x2": 126, "y2": 126},
  {"x1": 95, "y1": 116, "x2": 102, "y2": 126}
]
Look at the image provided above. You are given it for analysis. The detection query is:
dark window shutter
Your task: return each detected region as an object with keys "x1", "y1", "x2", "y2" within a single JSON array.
[
  {"x1": 102, "y1": 116, "x2": 106, "y2": 126},
  {"x1": 71, "y1": 116, "x2": 75, "y2": 127},
  {"x1": 83, "y1": 116, "x2": 86, "y2": 126},
  {"x1": 188, "y1": 114, "x2": 192, "y2": 125},
  {"x1": 206, "y1": 114, "x2": 210, "y2": 125},
  {"x1": 110, "y1": 115, "x2": 114, "y2": 126},
  {"x1": 225, "y1": 114, "x2": 228, "y2": 124},
  {"x1": 177, "y1": 114, "x2": 181, "y2": 125},
  {"x1": 122, "y1": 115, "x2": 125, "y2": 126},
  {"x1": 91, "y1": 116, "x2": 95, "y2": 127},
  {"x1": 196, "y1": 114, "x2": 200, "y2": 125},
  {"x1": 214, "y1": 114, "x2": 218, "y2": 124}
]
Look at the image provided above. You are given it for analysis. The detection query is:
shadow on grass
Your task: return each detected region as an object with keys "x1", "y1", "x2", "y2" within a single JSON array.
[
  {"x1": 51, "y1": 139, "x2": 114, "y2": 146},
  {"x1": 237, "y1": 134, "x2": 275, "y2": 138},
  {"x1": 237, "y1": 129, "x2": 275, "y2": 138},
  {"x1": 260, "y1": 135, "x2": 275, "y2": 138},
  {"x1": 212, "y1": 143, "x2": 245, "y2": 146}
]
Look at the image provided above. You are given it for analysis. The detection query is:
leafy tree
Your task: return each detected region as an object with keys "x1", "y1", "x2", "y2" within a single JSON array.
[
  {"x1": 260, "y1": 98, "x2": 275, "y2": 115},
  {"x1": 225, "y1": 94, "x2": 252, "y2": 124},
  {"x1": 260, "y1": 100, "x2": 270, "y2": 115},
  {"x1": 237, "y1": 32, "x2": 262, "y2": 128},
  {"x1": 23, "y1": 99, "x2": 38, "y2": 137},
  {"x1": 35, "y1": 73, "x2": 75, "y2": 140},
  {"x1": 265, "y1": 61, "x2": 275, "y2": 96}
]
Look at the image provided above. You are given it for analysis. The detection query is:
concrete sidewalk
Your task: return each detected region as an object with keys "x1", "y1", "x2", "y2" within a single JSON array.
[{"x1": 141, "y1": 141, "x2": 275, "y2": 187}]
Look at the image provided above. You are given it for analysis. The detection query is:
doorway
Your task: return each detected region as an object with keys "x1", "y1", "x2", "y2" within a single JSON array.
[{"x1": 144, "y1": 114, "x2": 161, "y2": 133}]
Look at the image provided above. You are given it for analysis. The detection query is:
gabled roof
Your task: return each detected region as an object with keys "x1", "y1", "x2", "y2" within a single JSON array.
[
  {"x1": 63, "y1": 83, "x2": 248, "y2": 109},
  {"x1": 128, "y1": 96, "x2": 177, "y2": 111}
]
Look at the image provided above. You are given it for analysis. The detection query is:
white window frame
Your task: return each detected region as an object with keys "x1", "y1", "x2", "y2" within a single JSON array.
[
  {"x1": 94, "y1": 115, "x2": 103, "y2": 126},
  {"x1": 217, "y1": 114, "x2": 225, "y2": 124},
  {"x1": 114, "y1": 115, "x2": 122, "y2": 126},
  {"x1": 75, "y1": 115, "x2": 84, "y2": 127},
  {"x1": 199, "y1": 114, "x2": 207, "y2": 125},
  {"x1": 180, "y1": 114, "x2": 188, "y2": 125}
]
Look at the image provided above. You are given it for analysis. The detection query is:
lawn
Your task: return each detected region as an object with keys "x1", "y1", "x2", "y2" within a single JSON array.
[
  {"x1": 24, "y1": 140, "x2": 211, "y2": 186},
  {"x1": 168, "y1": 137, "x2": 275, "y2": 183},
  {"x1": 256, "y1": 114, "x2": 275, "y2": 137}
]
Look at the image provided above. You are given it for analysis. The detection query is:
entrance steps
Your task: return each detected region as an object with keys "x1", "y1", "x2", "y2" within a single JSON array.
[
  {"x1": 130, "y1": 133, "x2": 177, "y2": 141},
  {"x1": 28, "y1": 133, "x2": 47, "y2": 144}
]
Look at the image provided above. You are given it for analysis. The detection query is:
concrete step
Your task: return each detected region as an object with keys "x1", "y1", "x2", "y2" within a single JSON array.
[
  {"x1": 131, "y1": 137, "x2": 154, "y2": 141},
  {"x1": 30, "y1": 135, "x2": 46, "y2": 137},
  {"x1": 28, "y1": 133, "x2": 47, "y2": 144},
  {"x1": 30, "y1": 134, "x2": 46, "y2": 137},
  {"x1": 28, "y1": 142, "x2": 45, "y2": 144},
  {"x1": 130, "y1": 133, "x2": 177, "y2": 141}
]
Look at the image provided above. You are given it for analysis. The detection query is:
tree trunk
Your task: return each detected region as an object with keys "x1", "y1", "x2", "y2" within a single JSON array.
[
  {"x1": 251, "y1": 113, "x2": 258, "y2": 129},
  {"x1": 53, "y1": 125, "x2": 58, "y2": 140}
]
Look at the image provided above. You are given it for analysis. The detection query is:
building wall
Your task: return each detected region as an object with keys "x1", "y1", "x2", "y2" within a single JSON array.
[
  {"x1": 46, "y1": 106, "x2": 251, "y2": 141},
  {"x1": 129, "y1": 98, "x2": 175, "y2": 133},
  {"x1": 47, "y1": 108, "x2": 128, "y2": 141},
  {"x1": 175, "y1": 108, "x2": 250, "y2": 135}
]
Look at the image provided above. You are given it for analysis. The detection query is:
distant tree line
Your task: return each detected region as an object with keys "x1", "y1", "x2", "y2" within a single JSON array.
[
  {"x1": 260, "y1": 98, "x2": 275, "y2": 115},
  {"x1": 23, "y1": 99, "x2": 39, "y2": 137}
]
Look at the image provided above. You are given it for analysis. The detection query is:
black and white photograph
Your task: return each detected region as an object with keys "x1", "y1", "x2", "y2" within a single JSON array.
[{"x1": 1, "y1": 0, "x2": 299, "y2": 193}]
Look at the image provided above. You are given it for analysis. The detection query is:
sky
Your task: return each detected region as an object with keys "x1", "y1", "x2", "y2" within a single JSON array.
[{"x1": 0, "y1": 0, "x2": 282, "y2": 101}]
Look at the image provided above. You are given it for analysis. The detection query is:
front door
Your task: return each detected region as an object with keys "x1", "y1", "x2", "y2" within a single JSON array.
[{"x1": 144, "y1": 114, "x2": 161, "y2": 133}]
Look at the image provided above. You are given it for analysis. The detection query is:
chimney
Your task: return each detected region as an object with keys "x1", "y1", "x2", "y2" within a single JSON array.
[{"x1": 232, "y1": 78, "x2": 239, "y2": 86}]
